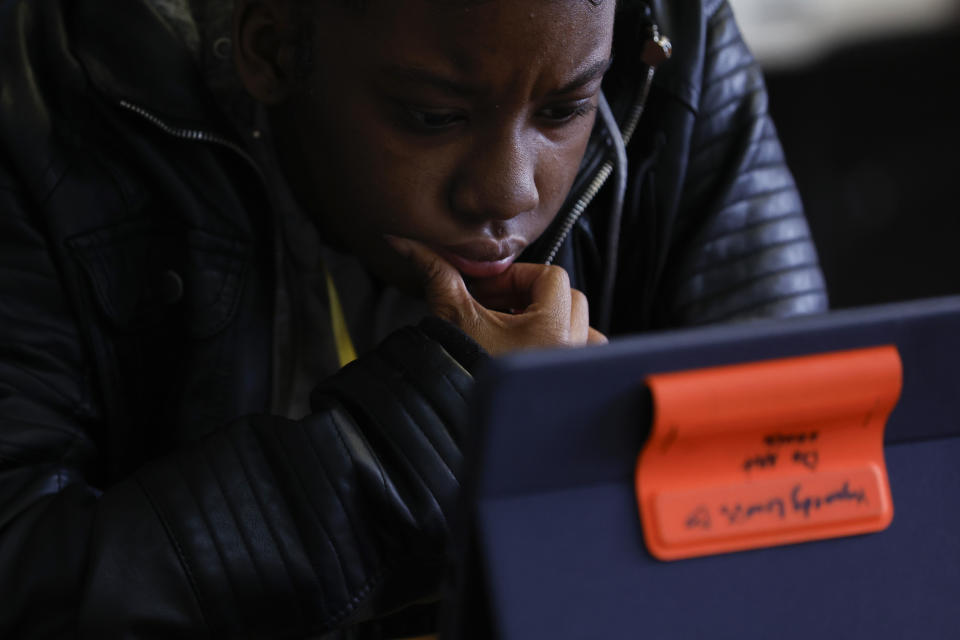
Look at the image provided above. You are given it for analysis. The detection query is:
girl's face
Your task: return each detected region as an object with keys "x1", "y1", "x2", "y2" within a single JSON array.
[{"x1": 272, "y1": 0, "x2": 616, "y2": 286}]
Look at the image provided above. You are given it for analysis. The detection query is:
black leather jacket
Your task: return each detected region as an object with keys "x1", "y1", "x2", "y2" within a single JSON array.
[{"x1": 0, "y1": 0, "x2": 826, "y2": 636}]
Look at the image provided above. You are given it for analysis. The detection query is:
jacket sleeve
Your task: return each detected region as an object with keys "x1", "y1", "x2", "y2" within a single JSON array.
[
  {"x1": 662, "y1": 0, "x2": 828, "y2": 326},
  {"x1": 0, "y1": 167, "x2": 479, "y2": 637}
]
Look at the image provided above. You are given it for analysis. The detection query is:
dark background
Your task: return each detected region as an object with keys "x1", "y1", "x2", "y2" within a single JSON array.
[{"x1": 764, "y1": 24, "x2": 960, "y2": 309}]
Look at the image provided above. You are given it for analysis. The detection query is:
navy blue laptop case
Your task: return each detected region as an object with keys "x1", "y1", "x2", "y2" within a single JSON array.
[{"x1": 442, "y1": 296, "x2": 960, "y2": 639}]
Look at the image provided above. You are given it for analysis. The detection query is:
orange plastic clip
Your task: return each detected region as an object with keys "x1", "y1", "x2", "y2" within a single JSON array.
[{"x1": 636, "y1": 346, "x2": 902, "y2": 561}]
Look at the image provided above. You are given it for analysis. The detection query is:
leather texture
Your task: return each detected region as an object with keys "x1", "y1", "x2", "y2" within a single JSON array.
[
  {"x1": 0, "y1": 0, "x2": 826, "y2": 636},
  {"x1": 536, "y1": 0, "x2": 828, "y2": 330}
]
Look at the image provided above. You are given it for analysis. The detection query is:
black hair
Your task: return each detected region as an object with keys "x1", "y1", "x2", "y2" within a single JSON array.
[{"x1": 291, "y1": 0, "x2": 616, "y2": 79}]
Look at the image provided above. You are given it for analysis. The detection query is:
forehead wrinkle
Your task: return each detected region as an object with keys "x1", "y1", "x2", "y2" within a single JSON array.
[
  {"x1": 423, "y1": 3, "x2": 611, "y2": 64},
  {"x1": 358, "y1": 0, "x2": 614, "y2": 104},
  {"x1": 379, "y1": 64, "x2": 481, "y2": 98}
]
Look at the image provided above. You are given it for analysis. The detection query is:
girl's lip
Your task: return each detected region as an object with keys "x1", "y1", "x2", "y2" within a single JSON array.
[{"x1": 433, "y1": 245, "x2": 519, "y2": 279}]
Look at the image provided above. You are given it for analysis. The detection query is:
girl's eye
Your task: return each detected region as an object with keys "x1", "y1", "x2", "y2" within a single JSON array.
[
  {"x1": 406, "y1": 108, "x2": 465, "y2": 129},
  {"x1": 539, "y1": 100, "x2": 596, "y2": 124}
]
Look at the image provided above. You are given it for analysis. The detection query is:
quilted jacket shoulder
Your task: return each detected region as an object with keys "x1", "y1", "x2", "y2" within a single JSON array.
[{"x1": 542, "y1": 0, "x2": 827, "y2": 331}]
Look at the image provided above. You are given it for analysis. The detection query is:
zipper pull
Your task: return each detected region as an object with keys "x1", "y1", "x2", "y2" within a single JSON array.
[{"x1": 642, "y1": 22, "x2": 673, "y2": 67}]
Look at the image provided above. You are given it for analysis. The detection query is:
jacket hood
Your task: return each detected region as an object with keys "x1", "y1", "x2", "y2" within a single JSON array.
[{"x1": 68, "y1": 0, "x2": 675, "y2": 152}]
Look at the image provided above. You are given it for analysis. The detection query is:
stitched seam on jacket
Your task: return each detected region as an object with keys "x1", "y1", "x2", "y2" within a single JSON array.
[
  {"x1": 677, "y1": 257, "x2": 821, "y2": 312},
  {"x1": 727, "y1": 160, "x2": 794, "y2": 180},
  {"x1": 330, "y1": 408, "x2": 389, "y2": 499},
  {"x1": 705, "y1": 32, "x2": 745, "y2": 59},
  {"x1": 401, "y1": 339, "x2": 471, "y2": 407},
  {"x1": 390, "y1": 399, "x2": 456, "y2": 489},
  {"x1": 692, "y1": 122, "x2": 777, "y2": 157},
  {"x1": 225, "y1": 430, "x2": 310, "y2": 628},
  {"x1": 367, "y1": 354, "x2": 457, "y2": 490},
  {"x1": 134, "y1": 474, "x2": 212, "y2": 631},
  {"x1": 0, "y1": 357, "x2": 84, "y2": 420},
  {"x1": 700, "y1": 206, "x2": 804, "y2": 247},
  {"x1": 701, "y1": 61, "x2": 759, "y2": 97},
  {"x1": 704, "y1": 9, "x2": 748, "y2": 56},
  {"x1": 174, "y1": 454, "x2": 246, "y2": 628},
  {"x1": 438, "y1": 370, "x2": 469, "y2": 407},
  {"x1": 718, "y1": 186, "x2": 797, "y2": 217},
  {"x1": 699, "y1": 86, "x2": 765, "y2": 126},
  {"x1": 707, "y1": 0, "x2": 735, "y2": 31},
  {"x1": 388, "y1": 338, "x2": 462, "y2": 480},
  {"x1": 390, "y1": 329, "x2": 469, "y2": 416},
  {"x1": 348, "y1": 386, "x2": 447, "y2": 520},
  {"x1": 690, "y1": 233, "x2": 810, "y2": 275},
  {"x1": 326, "y1": 567, "x2": 386, "y2": 627},
  {"x1": 266, "y1": 424, "x2": 349, "y2": 612},
  {"x1": 709, "y1": 289, "x2": 827, "y2": 323},
  {"x1": 381, "y1": 330, "x2": 466, "y2": 462},
  {"x1": 201, "y1": 442, "x2": 270, "y2": 630},
  {"x1": 299, "y1": 417, "x2": 374, "y2": 578}
]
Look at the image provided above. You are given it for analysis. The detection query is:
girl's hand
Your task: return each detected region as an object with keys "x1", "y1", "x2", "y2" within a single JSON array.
[{"x1": 388, "y1": 237, "x2": 607, "y2": 356}]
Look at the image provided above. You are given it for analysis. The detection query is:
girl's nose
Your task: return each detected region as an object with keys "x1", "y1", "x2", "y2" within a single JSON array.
[{"x1": 449, "y1": 126, "x2": 540, "y2": 223}]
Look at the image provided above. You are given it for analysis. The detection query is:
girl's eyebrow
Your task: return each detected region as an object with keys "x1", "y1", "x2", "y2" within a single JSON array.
[
  {"x1": 378, "y1": 65, "x2": 478, "y2": 97},
  {"x1": 548, "y1": 57, "x2": 614, "y2": 96},
  {"x1": 379, "y1": 57, "x2": 613, "y2": 98}
]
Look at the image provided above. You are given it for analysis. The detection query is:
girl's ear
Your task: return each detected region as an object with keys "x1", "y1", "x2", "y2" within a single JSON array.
[{"x1": 233, "y1": 0, "x2": 300, "y2": 105}]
